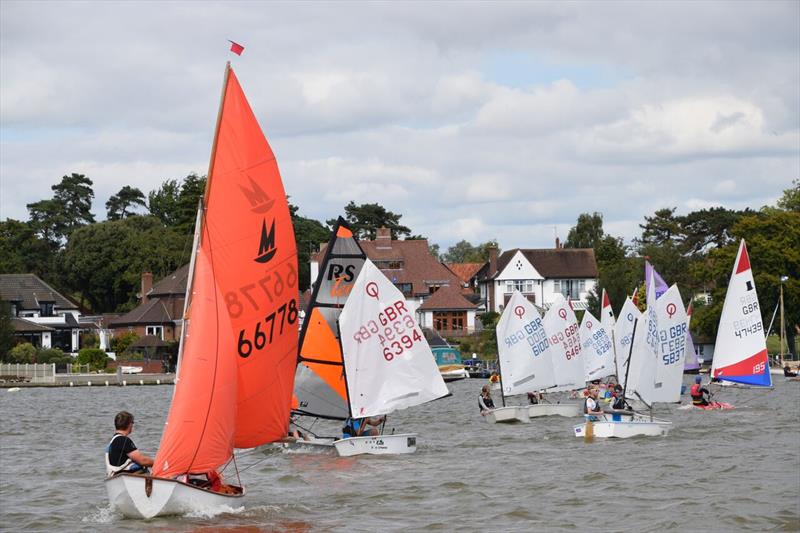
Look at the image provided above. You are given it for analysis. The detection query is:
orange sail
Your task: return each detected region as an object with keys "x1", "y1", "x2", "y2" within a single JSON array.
[
  {"x1": 293, "y1": 217, "x2": 366, "y2": 419},
  {"x1": 153, "y1": 63, "x2": 297, "y2": 476}
]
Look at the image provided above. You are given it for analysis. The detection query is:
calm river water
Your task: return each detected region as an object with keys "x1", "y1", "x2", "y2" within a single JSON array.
[{"x1": 1, "y1": 377, "x2": 798, "y2": 532}]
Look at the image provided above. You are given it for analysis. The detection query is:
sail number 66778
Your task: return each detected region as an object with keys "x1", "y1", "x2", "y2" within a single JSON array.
[{"x1": 237, "y1": 299, "x2": 298, "y2": 358}]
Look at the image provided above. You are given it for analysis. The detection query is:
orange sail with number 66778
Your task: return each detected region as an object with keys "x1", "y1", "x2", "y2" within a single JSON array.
[{"x1": 106, "y1": 62, "x2": 298, "y2": 519}]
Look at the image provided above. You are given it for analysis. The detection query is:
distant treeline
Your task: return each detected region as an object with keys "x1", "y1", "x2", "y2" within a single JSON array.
[{"x1": 1, "y1": 174, "x2": 798, "y2": 354}]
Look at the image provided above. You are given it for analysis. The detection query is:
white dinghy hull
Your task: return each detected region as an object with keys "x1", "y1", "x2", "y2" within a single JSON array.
[
  {"x1": 334, "y1": 433, "x2": 417, "y2": 457},
  {"x1": 485, "y1": 406, "x2": 530, "y2": 424},
  {"x1": 275, "y1": 436, "x2": 336, "y2": 453},
  {"x1": 528, "y1": 403, "x2": 581, "y2": 418},
  {"x1": 105, "y1": 473, "x2": 244, "y2": 519},
  {"x1": 573, "y1": 412, "x2": 671, "y2": 439}
]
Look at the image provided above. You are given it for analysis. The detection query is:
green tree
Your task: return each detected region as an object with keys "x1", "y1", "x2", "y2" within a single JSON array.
[
  {"x1": 328, "y1": 202, "x2": 411, "y2": 240},
  {"x1": 26, "y1": 173, "x2": 95, "y2": 246},
  {"x1": 777, "y1": 179, "x2": 800, "y2": 212},
  {"x1": 106, "y1": 186, "x2": 147, "y2": 220},
  {"x1": 148, "y1": 174, "x2": 207, "y2": 234},
  {"x1": 692, "y1": 210, "x2": 800, "y2": 357},
  {"x1": 565, "y1": 212, "x2": 604, "y2": 249},
  {"x1": 111, "y1": 331, "x2": 139, "y2": 354},
  {"x1": 290, "y1": 203, "x2": 331, "y2": 291},
  {"x1": 680, "y1": 207, "x2": 750, "y2": 255},
  {"x1": 77, "y1": 347, "x2": 109, "y2": 371},
  {"x1": 638, "y1": 207, "x2": 681, "y2": 246},
  {"x1": 442, "y1": 240, "x2": 499, "y2": 263},
  {"x1": 7, "y1": 342, "x2": 36, "y2": 363},
  {"x1": 0, "y1": 219, "x2": 58, "y2": 278},
  {"x1": 62, "y1": 216, "x2": 189, "y2": 312},
  {"x1": 0, "y1": 302, "x2": 15, "y2": 361}
]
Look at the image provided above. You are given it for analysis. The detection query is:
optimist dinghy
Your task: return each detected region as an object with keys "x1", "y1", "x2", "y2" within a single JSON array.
[
  {"x1": 575, "y1": 279, "x2": 687, "y2": 438},
  {"x1": 106, "y1": 63, "x2": 299, "y2": 518},
  {"x1": 335, "y1": 259, "x2": 450, "y2": 456}
]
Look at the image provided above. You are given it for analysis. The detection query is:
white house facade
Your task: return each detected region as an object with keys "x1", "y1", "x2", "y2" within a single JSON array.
[{"x1": 478, "y1": 247, "x2": 599, "y2": 314}]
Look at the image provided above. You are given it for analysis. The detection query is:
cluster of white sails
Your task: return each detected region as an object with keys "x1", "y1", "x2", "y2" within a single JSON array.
[{"x1": 497, "y1": 277, "x2": 690, "y2": 408}]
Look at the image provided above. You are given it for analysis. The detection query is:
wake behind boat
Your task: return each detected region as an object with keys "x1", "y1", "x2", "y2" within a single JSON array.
[{"x1": 106, "y1": 63, "x2": 299, "y2": 518}]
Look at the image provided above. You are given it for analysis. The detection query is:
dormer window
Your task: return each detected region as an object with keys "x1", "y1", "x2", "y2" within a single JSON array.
[{"x1": 40, "y1": 302, "x2": 54, "y2": 317}]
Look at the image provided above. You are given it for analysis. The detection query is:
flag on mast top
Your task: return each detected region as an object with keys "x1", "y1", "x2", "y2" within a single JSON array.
[{"x1": 228, "y1": 40, "x2": 244, "y2": 56}]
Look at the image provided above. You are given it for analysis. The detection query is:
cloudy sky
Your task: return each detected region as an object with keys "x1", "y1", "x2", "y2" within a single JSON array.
[{"x1": 1, "y1": 1, "x2": 798, "y2": 251}]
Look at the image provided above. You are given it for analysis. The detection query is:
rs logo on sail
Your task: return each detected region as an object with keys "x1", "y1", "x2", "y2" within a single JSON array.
[{"x1": 255, "y1": 219, "x2": 277, "y2": 263}]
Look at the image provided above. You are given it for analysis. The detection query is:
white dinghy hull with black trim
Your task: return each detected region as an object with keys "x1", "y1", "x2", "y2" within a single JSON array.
[
  {"x1": 485, "y1": 406, "x2": 530, "y2": 424},
  {"x1": 528, "y1": 403, "x2": 581, "y2": 418},
  {"x1": 105, "y1": 473, "x2": 244, "y2": 519},
  {"x1": 333, "y1": 433, "x2": 417, "y2": 457},
  {"x1": 573, "y1": 412, "x2": 671, "y2": 439}
]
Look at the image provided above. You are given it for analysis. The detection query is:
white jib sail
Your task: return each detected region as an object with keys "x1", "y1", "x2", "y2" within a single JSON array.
[
  {"x1": 651, "y1": 284, "x2": 687, "y2": 403},
  {"x1": 711, "y1": 239, "x2": 768, "y2": 381},
  {"x1": 542, "y1": 294, "x2": 585, "y2": 392},
  {"x1": 339, "y1": 259, "x2": 449, "y2": 418},
  {"x1": 626, "y1": 276, "x2": 658, "y2": 405},
  {"x1": 580, "y1": 310, "x2": 615, "y2": 381},
  {"x1": 496, "y1": 291, "x2": 556, "y2": 396},
  {"x1": 614, "y1": 297, "x2": 641, "y2": 388}
]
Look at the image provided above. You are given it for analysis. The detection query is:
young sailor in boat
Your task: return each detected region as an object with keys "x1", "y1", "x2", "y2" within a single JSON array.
[
  {"x1": 583, "y1": 388, "x2": 604, "y2": 420},
  {"x1": 478, "y1": 384, "x2": 495, "y2": 415},
  {"x1": 611, "y1": 384, "x2": 630, "y2": 410},
  {"x1": 690, "y1": 376, "x2": 712, "y2": 406},
  {"x1": 105, "y1": 411, "x2": 154, "y2": 477},
  {"x1": 343, "y1": 415, "x2": 386, "y2": 438}
]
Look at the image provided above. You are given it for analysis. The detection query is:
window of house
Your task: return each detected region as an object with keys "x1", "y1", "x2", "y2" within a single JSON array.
[
  {"x1": 506, "y1": 280, "x2": 535, "y2": 294},
  {"x1": 40, "y1": 302, "x2": 54, "y2": 317},
  {"x1": 554, "y1": 279, "x2": 586, "y2": 299},
  {"x1": 146, "y1": 325, "x2": 164, "y2": 339},
  {"x1": 394, "y1": 283, "x2": 413, "y2": 296}
]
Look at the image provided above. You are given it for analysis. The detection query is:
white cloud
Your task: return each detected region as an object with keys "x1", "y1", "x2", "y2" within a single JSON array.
[{"x1": 1, "y1": 1, "x2": 798, "y2": 251}]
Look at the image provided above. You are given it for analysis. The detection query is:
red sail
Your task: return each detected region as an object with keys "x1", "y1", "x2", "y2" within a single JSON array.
[{"x1": 153, "y1": 64, "x2": 297, "y2": 476}]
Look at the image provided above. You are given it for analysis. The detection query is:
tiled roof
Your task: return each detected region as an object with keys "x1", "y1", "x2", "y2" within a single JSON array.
[
  {"x1": 0, "y1": 274, "x2": 78, "y2": 310},
  {"x1": 110, "y1": 297, "x2": 180, "y2": 327},
  {"x1": 418, "y1": 285, "x2": 478, "y2": 311},
  {"x1": 314, "y1": 238, "x2": 462, "y2": 296},
  {"x1": 490, "y1": 248, "x2": 598, "y2": 279},
  {"x1": 11, "y1": 317, "x2": 55, "y2": 332},
  {"x1": 149, "y1": 264, "x2": 189, "y2": 297},
  {"x1": 445, "y1": 263, "x2": 483, "y2": 283}
]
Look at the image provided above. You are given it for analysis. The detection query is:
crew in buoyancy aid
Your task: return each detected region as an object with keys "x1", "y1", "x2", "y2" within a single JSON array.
[
  {"x1": 583, "y1": 388, "x2": 604, "y2": 420},
  {"x1": 690, "y1": 376, "x2": 711, "y2": 406},
  {"x1": 105, "y1": 411, "x2": 154, "y2": 477},
  {"x1": 478, "y1": 385, "x2": 495, "y2": 415},
  {"x1": 342, "y1": 415, "x2": 386, "y2": 438}
]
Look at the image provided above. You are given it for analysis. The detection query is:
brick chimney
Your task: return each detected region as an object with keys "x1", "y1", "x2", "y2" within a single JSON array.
[
  {"x1": 376, "y1": 227, "x2": 392, "y2": 249},
  {"x1": 141, "y1": 272, "x2": 153, "y2": 304},
  {"x1": 555, "y1": 236, "x2": 561, "y2": 249}
]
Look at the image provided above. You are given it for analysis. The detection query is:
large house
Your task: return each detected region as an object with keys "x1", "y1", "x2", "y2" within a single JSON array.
[
  {"x1": 109, "y1": 266, "x2": 189, "y2": 342},
  {"x1": 0, "y1": 274, "x2": 81, "y2": 351},
  {"x1": 311, "y1": 228, "x2": 479, "y2": 336},
  {"x1": 477, "y1": 242, "x2": 598, "y2": 314}
]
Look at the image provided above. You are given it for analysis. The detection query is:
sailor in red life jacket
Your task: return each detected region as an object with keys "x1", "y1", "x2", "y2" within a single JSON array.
[{"x1": 690, "y1": 376, "x2": 711, "y2": 406}]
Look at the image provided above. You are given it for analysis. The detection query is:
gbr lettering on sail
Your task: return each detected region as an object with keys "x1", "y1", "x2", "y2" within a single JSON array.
[{"x1": 350, "y1": 293, "x2": 423, "y2": 361}]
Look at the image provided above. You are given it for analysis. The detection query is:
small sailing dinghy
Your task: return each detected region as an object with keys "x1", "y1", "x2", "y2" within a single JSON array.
[
  {"x1": 488, "y1": 290, "x2": 556, "y2": 423},
  {"x1": 336, "y1": 259, "x2": 450, "y2": 456},
  {"x1": 288, "y1": 217, "x2": 368, "y2": 451},
  {"x1": 575, "y1": 280, "x2": 686, "y2": 438},
  {"x1": 580, "y1": 309, "x2": 615, "y2": 383},
  {"x1": 106, "y1": 63, "x2": 299, "y2": 518},
  {"x1": 710, "y1": 240, "x2": 772, "y2": 388}
]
